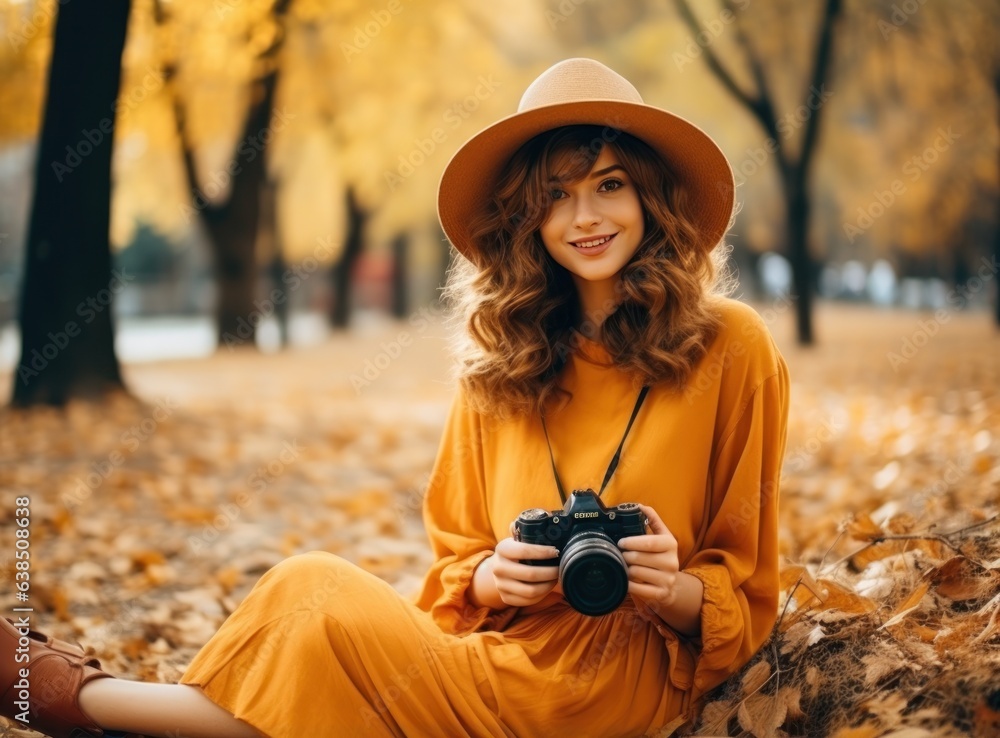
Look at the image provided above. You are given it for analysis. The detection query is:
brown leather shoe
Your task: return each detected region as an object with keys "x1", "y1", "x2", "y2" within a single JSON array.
[{"x1": 2, "y1": 616, "x2": 112, "y2": 738}]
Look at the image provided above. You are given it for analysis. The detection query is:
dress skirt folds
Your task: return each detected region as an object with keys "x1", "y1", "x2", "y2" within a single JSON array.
[{"x1": 180, "y1": 552, "x2": 686, "y2": 737}]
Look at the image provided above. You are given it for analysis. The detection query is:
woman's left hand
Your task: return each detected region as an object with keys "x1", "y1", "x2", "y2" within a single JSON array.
[{"x1": 617, "y1": 504, "x2": 680, "y2": 611}]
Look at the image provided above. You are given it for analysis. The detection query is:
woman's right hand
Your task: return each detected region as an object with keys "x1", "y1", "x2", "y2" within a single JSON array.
[{"x1": 471, "y1": 538, "x2": 560, "y2": 608}]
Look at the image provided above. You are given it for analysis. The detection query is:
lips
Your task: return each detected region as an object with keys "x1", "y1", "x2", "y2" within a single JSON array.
[{"x1": 569, "y1": 233, "x2": 617, "y2": 255}]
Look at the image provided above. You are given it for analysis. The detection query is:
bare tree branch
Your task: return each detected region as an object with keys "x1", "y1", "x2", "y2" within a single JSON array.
[
  {"x1": 673, "y1": 0, "x2": 761, "y2": 116},
  {"x1": 796, "y1": 0, "x2": 843, "y2": 186},
  {"x1": 721, "y1": 0, "x2": 780, "y2": 137}
]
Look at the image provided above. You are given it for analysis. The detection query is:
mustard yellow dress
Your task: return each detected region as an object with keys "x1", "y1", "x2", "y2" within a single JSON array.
[{"x1": 180, "y1": 298, "x2": 789, "y2": 737}]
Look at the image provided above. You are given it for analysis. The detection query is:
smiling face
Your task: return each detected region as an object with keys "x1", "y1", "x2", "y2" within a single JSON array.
[{"x1": 539, "y1": 145, "x2": 645, "y2": 310}]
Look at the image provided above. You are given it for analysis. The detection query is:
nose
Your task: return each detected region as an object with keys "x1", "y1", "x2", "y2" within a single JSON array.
[{"x1": 571, "y1": 194, "x2": 602, "y2": 230}]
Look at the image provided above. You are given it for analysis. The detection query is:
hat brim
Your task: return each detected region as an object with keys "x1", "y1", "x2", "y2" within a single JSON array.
[{"x1": 437, "y1": 100, "x2": 735, "y2": 264}]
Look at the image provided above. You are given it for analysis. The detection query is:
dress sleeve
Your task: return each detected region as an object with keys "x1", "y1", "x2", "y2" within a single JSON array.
[
  {"x1": 412, "y1": 388, "x2": 518, "y2": 635},
  {"x1": 683, "y1": 351, "x2": 789, "y2": 697}
]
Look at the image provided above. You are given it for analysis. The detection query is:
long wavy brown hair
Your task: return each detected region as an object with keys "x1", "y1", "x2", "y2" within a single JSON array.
[{"x1": 443, "y1": 125, "x2": 734, "y2": 418}]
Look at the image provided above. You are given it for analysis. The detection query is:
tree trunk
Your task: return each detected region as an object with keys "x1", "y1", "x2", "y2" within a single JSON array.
[
  {"x1": 260, "y1": 179, "x2": 289, "y2": 346},
  {"x1": 204, "y1": 165, "x2": 265, "y2": 349},
  {"x1": 330, "y1": 187, "x2": 366, "y2": 329},
  {"x1": 187, "y1": 67, "x2": 284, "y2": 349},
  {"x1": 158, "y1": 0, "x2": 291, "y2": 349},
  {"x1": 673, "y1": 0, "x2": 841, "y2": 345},
  {"x1": 390, "y1": 232, "x2": 408, "y2": 319},
  {"x1": 12, "y1": 0, "x2": 132, "y2": 406},
  {"x1": 268, "y1": 251, "x2": 290, "y2": 346},
  {"x1": 784, "y1": 170, "x2": 815, "y2": 344}
]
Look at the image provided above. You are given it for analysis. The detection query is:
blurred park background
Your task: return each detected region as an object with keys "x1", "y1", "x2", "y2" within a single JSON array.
[
  {"x1": 0, "y1": 0, "x2": 997, "y2": 391},
  {"x1": 1, "y1": 1, "x2": 1000, "y2": 736}
]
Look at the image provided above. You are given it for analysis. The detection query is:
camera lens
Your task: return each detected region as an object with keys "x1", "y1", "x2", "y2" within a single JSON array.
[{"x1": 558, "y1": 530, "x2": 629, "y2": 616}]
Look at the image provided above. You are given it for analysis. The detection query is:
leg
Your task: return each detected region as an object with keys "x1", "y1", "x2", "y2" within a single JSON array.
[
  {"x1": 78, "y1": 680, "x2": 263, "y2": 738},
  {"x1": 2, "y1": 617, "x2": 263, "y2": 738}
]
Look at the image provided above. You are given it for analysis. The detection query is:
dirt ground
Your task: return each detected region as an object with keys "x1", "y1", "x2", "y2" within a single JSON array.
[{"x1": 1, "y1": 301, "x2": 998, "y2": 737}]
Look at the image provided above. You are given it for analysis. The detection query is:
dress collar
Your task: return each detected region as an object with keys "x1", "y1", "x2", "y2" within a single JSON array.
[{"x1": 569, "y1": 331, "x2": 614, "y2": 366}]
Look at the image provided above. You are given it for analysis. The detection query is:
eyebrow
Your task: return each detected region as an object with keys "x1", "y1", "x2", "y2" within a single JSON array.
[
  {"x1": 590, "y1": 164, "x2": 625, "y2": 177},
  {"x1": 548, "y1": 164, "x2": 626, "y2": 183}
]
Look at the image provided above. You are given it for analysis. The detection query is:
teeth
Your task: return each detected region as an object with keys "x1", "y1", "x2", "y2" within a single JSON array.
[{"x1": 574, "y1": 235, "x2": 612, "y2": 249}]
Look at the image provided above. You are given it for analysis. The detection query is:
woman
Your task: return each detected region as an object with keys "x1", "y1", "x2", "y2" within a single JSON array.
[{"x1": 2, "y1": 57, "x2": 788, "y2": 738}]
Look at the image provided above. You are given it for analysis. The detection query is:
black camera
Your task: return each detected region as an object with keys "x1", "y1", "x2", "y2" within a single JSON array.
[{"x1": 513, "y1": 489, "x2": 647, "y2": 616}]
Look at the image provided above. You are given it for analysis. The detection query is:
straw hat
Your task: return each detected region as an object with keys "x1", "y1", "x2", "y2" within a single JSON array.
[{"x1": 437, "y1": 57, "x2": 735, "y2": 265}]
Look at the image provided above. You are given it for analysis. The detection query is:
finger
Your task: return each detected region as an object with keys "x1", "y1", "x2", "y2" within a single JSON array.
[
  {"x1": 617, "y1": 506, "x2": 673, "y2": 549},
  {"x1": 497, "y1": 579, "x2": 549, "y2": 599},
  {"x1": 495, "y1": 537, "x2": 559, "y2": 561},
  {"x1": 621, "y1": 549, "x2": 678, "y2": 571},
  {"x1": 626, "y1": 563, "x2": 675, "y2": 589},
  {"x1": 628, "y1": 580, "x2": 674, "y2": 607},
  {"x1": 497, "y1": 579, "x2": 558, "y2": 605},
  {"x1": 619, "y1": 532, "x2": 678, "y2": 554},
  {"x1": 638, "y1": 504, "x2": 670, "y2": 536},
  {"x1": 492, "y1": 560, "x2": 559, "y2": 583}
]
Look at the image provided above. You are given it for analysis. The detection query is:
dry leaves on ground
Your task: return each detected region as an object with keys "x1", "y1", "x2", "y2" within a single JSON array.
[{"x1": 0, "y1": 305, "x2": 998, "y2": 738}]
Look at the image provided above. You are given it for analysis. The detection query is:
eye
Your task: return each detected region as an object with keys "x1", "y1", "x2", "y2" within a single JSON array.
[
  {"x1": 598, "y1": 178, "x2": 625, "y2": 193},
  {"x1": 548, "y1": 187, "x2": 566, "y2": 201}
]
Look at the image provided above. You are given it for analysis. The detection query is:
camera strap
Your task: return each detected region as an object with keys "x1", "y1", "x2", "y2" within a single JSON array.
[{"x1": 540, "y1": 385, "x2": 650, "y2": 504}]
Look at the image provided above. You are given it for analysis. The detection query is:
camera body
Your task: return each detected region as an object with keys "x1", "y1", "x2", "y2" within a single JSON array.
[{"x1": 514, "y1": 489, "x2": 647, "y2": 616}]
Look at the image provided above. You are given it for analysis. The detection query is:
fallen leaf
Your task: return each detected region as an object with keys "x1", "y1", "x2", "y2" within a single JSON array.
[
  {"x1": 741, "y1": 659, "x2": 772, "y2": 696},
  {"x1": 925, "y1": 556, "x2": 1000, "y2": 602},
  {"x1": 737, "y1": 692, "x2": 787, "y2": 737},
  {"x1": 779, "y1": 686, "x2": 805, "y2": 721},
  {"x1": 880, "y1": 582, "x2": 930, "y2": 629},
  {"x1": 817, "y1": 578, "x2": 878, "y2": 615},
  {"x1": 862, "y1": 690, "x2": 909, "y2": 726},
  {"x1": 695, "y1": 699, "x2": 735, "y2": 736},
  {"x1": 847, "y1": 513, "x2": 884, "y2": 542}
]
